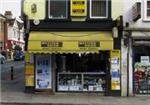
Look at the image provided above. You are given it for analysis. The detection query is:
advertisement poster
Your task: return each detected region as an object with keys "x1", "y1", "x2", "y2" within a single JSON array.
[
  {"x1": 35, "y1": 55, "x2": 51, "y2": 89},
  {"x1": 110, "y1": 50, "x2": 121, "y2": 90}
]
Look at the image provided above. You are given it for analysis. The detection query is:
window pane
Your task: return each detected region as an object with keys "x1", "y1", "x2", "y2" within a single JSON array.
[
  {"x1": 147, "y1": 10, "x2": 150, "y2": 16},
  {"x1": 91, "y1": 0, "x2": 107, "y2": 17},
  {"x1": 147, "y1": 1, "x2": 150, "y2": 8},
  {"x1": 49, "y1": 0, "x2": 67, "y2": 18},
  {"x1": 147, "y1": 1, "x2": 150, "y2": 16}
]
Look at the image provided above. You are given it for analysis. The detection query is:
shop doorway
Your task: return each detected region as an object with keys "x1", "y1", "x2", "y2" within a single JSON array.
[
  {"x1": 133, "y1": 46, "x2": 150, "y2": 94},
  {"x1": 35, "y1": 55, "x2": 52, "y2": 90},
  {"x1": 55, "y1": 51, "x2": 110, "y2": 93}
]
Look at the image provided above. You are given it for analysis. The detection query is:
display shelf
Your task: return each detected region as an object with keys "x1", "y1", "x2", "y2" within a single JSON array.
[{"x1": 57, "y1": 72, "x2": 106, "y2": 92}]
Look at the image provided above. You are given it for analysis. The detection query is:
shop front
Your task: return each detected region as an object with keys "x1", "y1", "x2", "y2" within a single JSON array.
[
  {"x1": 24, "y1": 31, "x2": 121, "y2": 96},
  {"x1": 133, "y1": 39, "x2": 150, "y2": 94}
]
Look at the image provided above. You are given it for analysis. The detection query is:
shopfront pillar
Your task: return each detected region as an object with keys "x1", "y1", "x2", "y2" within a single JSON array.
[
  {"x1": 128, "y1": 38, "x2": 133, "y2": 96},
  {"x1": 121, "y1": 38, "x2": 128, "y2": 96}
]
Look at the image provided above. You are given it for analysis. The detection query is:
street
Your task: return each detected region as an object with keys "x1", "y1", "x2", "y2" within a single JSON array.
[
  {"x1": 1, "y1": 61, "x2": 24, "y2": 80},
  {"x1": 1, "y1": 61, "x2": 25, "y2": 92}
]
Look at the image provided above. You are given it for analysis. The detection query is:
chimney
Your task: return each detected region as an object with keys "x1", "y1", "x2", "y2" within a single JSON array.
[{"x1": 4, "y1": 11, "x2": 13, "y2": 19}]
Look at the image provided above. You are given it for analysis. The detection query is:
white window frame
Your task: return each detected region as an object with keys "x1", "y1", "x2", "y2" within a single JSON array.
[
  {"x1": 143, "y1": 0, "x2": 150, "y2": 21},
  {"x1": 48, "y1": 0, "x2": 68, "y2": 19},
  {"x1": 89, "y1": 0, "x2": 108, "y2": 19}
]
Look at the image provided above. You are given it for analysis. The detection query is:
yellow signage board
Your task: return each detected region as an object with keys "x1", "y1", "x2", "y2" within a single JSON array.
[
  {"x1": 25, "y1": 64, "x2": 34, "y2": 86},
  {"x1": 28, "y1": 31, "x2": 114, "y2": 53},
  {"x1": 25, "y1": 75, "x2": 34, "y2": 86},
  {"x1": 110, "y1": 50, "x2": 121, "y2": 90},
  {"x1": 71, "y1": 0, "x2": 87, "y2": 16},
  {"x1": 25, "y1": 64, "x2": 34, "y2": 75}
]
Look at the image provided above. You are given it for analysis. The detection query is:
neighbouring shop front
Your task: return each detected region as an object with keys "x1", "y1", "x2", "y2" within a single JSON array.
[
  {"x1": 133, "y1": 39, "x2": 150, "y2": 94},
  {"x1": 24, "y1": 31, "x2": 121, "y2": 96}
]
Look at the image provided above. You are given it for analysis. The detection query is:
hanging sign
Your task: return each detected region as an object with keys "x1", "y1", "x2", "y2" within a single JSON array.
[
  {"x1": 132, "y1": 2, "x2": 141, "y2": 21},
  {"x1": 110, "y1": 50, "x2": 121, "y2": 90},
  {"x1": 35, "y1": 55, "x2": 52, "y2": 89}
]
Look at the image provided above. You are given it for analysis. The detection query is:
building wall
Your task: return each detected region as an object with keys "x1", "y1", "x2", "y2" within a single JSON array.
[
  {"x1": 7, "y1": 19, "x2": 25, "y2": 50},
  {"x1": 112, "y1": 0, "x2": 123, "y2": 20},
  {"x1": 23, "y1": 0, "x2": 123, "y2": 20},
  {"x1": 123, "y1": 0, "x2": 150, "y2": 28}
]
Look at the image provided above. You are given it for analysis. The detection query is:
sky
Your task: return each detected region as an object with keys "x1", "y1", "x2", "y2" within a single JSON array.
[{"x1": 0, "y1": 0, "x2": 21, "y2": 18}]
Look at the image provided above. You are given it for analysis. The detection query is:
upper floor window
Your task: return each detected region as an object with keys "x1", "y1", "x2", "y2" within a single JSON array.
[
  {"x1": 144, "y1": 0, "x2": 150, "y2": 21},
  {"x1": 49, "y1": 0, "x2": 68, "y2": 19},
  {"x1": 90, "y1": 0, "x2": 108, "y2": 19},
  {"x1": 147, "y1": 1, "x2": 150, "y2": 17},
  {"x1": 13, "y1": 29, "x2": 16, "y2": 38}
]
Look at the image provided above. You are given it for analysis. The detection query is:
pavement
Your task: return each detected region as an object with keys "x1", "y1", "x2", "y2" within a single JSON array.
[
  {"x1": 1, "y1": 61, "x2": 150, "y2": 105},
  {"x1": 1, "y1": 79, "x2": 150, "y2": 105}
]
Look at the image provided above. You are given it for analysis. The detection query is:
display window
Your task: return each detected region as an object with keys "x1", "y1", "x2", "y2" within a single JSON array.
[
  {"x1": 55, "y1": 51, "x2": 109, "y2": 92},
  {"x1": 133, "y1": 46, "x2": 150, "y2": 94}
]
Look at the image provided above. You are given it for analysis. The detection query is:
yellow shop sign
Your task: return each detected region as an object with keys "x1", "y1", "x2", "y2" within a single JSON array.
[{"x1": 71, "y1": 0, "x2": 87, "y2": 16}]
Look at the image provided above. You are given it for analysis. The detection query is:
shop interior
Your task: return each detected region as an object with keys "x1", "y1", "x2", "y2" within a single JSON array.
[
  {"x1": 133, "y1": 46, "x2": 150, "y2": 62},
  {"x1": 55, "y1": 51, "x2": 110, "y2": 92}
]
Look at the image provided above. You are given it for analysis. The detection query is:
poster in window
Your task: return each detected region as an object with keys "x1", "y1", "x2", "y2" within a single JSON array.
[
  {"x1": 35, "y1": 55, "x2": 51, "y2": 89},
  {"x1": 134, "y1": 62, "x2": 150, "y2": 94}
]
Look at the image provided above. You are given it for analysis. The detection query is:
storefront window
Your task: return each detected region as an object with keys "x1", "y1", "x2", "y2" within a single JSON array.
[
  {"x1": 49, "y1": 0, "x2": 68, "y2": 19},
  {"x1": 56, "y1": 52, "x2": 109, "y2": 92},
  {"x1": 133, "y1": 46, "x2": 150, "y2": 94}
]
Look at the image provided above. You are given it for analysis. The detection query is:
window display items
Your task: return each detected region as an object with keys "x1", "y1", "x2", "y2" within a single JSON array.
[
  {"x1": 58, "y1": 73, "x2": 82, "y2": 91},
  {"x1": 58, "y1": 73, "x2": 106, "y2": 92},
  {"x1": 83, "y1": 74, "x2": 106, "y2": 92}
]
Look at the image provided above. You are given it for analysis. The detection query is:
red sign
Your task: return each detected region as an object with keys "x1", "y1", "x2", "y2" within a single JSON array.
[{"x1": 132, "y1": 2, "x2": 141, "y2": 21}]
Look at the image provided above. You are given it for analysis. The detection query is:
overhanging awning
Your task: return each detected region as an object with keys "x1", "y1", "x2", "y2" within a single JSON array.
[{"x1": 28, "y1": 31, "x2": 113, "y2": 54}]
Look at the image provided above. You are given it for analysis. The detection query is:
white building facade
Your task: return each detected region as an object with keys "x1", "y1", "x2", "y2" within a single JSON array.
[
  {"x1": 123, "y1": 0, "x2": 150, "y2": 96},
  {"x1": 7, "y1": 18, "x2": 25, "y2": 51}
]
